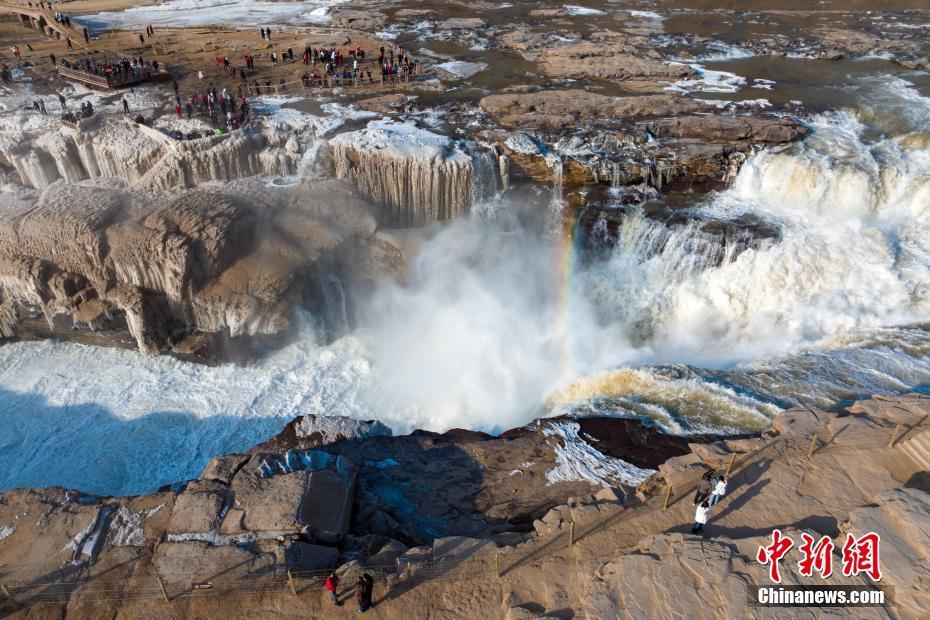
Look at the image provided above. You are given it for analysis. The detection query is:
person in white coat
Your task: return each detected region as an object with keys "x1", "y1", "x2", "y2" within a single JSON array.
[
  {"x1": 692, "y1": 501, "x2": 710, "y2": 534},
  {"x1": 709, "y1": 475, "x2": 727, "y2": 506}
]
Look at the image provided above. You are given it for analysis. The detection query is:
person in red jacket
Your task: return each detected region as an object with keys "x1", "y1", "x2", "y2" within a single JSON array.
[{"x1": 324, "y1": 571, "x2": 340, "y2": 606}]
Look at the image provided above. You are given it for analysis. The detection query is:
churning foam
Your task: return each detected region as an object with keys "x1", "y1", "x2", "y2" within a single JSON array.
[{"x1": 545, "y1": 368, "x2": 779, "y2": 434}]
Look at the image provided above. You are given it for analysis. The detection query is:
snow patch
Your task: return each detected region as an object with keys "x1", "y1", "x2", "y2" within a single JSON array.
[
  {"x1": 294, "y1": 415, "x2": 392, "y2": 443},
  {"x1": 329, "y1": 118, "x2": 469, "y2": 163},
  {"x1": 543, "y1": 422, "x2": 655, "y2": 488},
  {"x1": 504, "y1": 133, "x2": 542, "y2": 155},
  {"x1": 106, "y1": 505, "x2": 150, "y2": 547},
  {"x1": 565, "y1": 5, "x2": 606, "y2": 16},
  {"x1": 696, "y1": 98, "x2": 772, "y2": 110},
  {"x1": 153, "y1": 116, "x2": 216, "y2": 134},
  {"x1": 665, "y1": 63, "x2": 746, "y2": 94},
  {"x1": 629, "y1": 10, "x2": 663, "y2": 20},
  {"x1": 419, "y1": 48, "x2": 455, "y2": 60},
  {"x1": 434, "y1": 61, "x2": 489, "y2": 79},
  {"x1": 752, "y1": 78, "x2": 776, "y2": 90},
  {"x1": 246, "y1": 95, "x2": 343, "y2": 134},
  {"x1": 692, "y1": 42, "x2": 754, "y2": 61},
  {"x1": 63, "y1": 506, "x2": 112, "y2": 563},
  {"x1": 167, "y1": 531, "x2": 253, "y2": 546},
  {"x1": 0, "y1": 525, "x2": 14, "y2": 540}
]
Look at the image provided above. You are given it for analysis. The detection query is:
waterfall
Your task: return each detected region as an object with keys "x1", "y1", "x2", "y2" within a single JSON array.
[
  {"x1": 498, "y1": 154, "x2": 510, "y2": 190},
  {"x1": 296, "y1": 138, "x2": 325, "y2": 180},
  {"x1": 591, "y1": 213, "x2": 610, "y2": 243},
  {"x1": 2, "y1": 73, "x2": 930, "y2": 499},
  {"x1": 545, "y1": 151, "x2": 564, "y2": 211},
  {"x1": 471, "y1": 149, "x2": 502, "y2": 205},
  {"x1": 611, "y1": 161, "x2": 621, "y2": 189}
]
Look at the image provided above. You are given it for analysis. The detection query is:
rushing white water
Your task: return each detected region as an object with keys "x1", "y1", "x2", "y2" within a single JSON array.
[{"x1": 1, "y1": 74, "x2": 929, "y2": 496}]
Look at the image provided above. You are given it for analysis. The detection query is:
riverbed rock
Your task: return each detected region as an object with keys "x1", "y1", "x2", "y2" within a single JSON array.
[
  {"x1": 229, "y1": 468, "x2": 313, "y2": 532},
  {"x1": 1, "y1": 397, "x2": 929, "y2": 617},
  {"x1": 200, "y1": 454, "x2": 251, "y2": 485},
  {"x1": 301, "y1": 469, "x2": 357, "y2": 542},
  {"x1": 480, "y1": 91, "x2": 710, "y2": 129},
  {"x1": 153, "y1": 540, "x2": 276, "y2": 590},
  {"x1": 255, "y1": 415, "x2": 393, "y2": 453},
  {"x1": 440, "y1": 17, "x2": 487, "y2": 30},
  {"x1": 535, "y1": 41, "x2": 694, "y2": 82}
]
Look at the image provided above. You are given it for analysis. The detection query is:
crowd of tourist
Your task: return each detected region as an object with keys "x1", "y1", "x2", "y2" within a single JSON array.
[
  {"x1": 60, "y1": 55, "x2": 163, "y2": 86},
  {"x1": 182, "y1": 84, "x2": 251, "y2": 132},
  {"x1": 5, "y1": 23, "x2": 426, "y2": 140}
]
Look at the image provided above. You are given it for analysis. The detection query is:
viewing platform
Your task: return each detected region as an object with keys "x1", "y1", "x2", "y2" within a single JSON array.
[{"x1": 57, "y1": 65, "x2": 172, "y2": 90}]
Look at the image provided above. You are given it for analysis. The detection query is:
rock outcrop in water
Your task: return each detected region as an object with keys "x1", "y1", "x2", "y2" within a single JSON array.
[
  {"x1": 480, "y1": 89, "x2": 808, "y2": 191},
  {"x1": 0, "y1": 179, "x2": 387, "y2": 356},
  {"x1": 497, "y1": 29, "x2": 693, "y2": 91},
  {"x1": 479, "y1": 91, "x2": 711, "y2": 129}
]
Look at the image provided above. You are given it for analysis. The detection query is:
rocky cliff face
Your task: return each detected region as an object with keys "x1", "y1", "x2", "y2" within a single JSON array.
[
  {"x1": 0, "y1": 115, "x2": 504, "y2": 230},
  {"x1": 0, "y1": 179, "x2": 386, "y2": 355},
  {"x1": 0, "y1": 116, "x2": 304, "y2": 191},
  {"x1": 328, "y1": 119, "x2": 500, "y2": 227}
]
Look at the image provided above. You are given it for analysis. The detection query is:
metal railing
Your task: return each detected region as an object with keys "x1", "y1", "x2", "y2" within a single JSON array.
[{"x1": 0, "y1": 490, "x2": 645, "y2": 613}]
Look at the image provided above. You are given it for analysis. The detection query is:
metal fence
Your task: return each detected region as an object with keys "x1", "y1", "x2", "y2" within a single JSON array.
[{"x1": 0, "y1": 524, "x2": 570, "y2": 610}]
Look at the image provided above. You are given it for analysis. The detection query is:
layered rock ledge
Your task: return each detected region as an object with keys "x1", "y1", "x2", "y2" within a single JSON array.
[
  {"x1": 480, "y1": 90, "x2": 808, "y2": 190},
  {"x1": 0, "y1": 179, "x2": 397, "y2": 357}
]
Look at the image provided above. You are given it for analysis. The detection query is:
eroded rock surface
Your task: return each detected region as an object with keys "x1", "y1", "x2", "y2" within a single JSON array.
[
  {"x1": 329, "y1": 119, "x2": 499, "y2": 226},
  {"x1": 0, "y1": 179, "x2": 388, "y2": 355}
]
